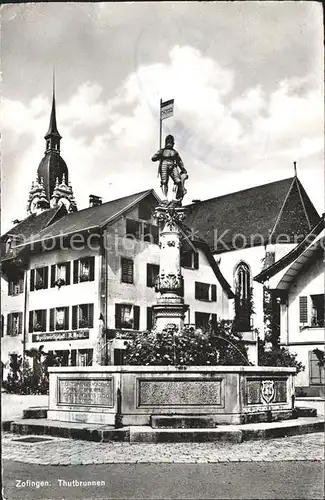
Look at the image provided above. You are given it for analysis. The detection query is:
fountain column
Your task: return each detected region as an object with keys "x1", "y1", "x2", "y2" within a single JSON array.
[{"x1": 153, "y1": 204, "x2": 189, "y2": 331}]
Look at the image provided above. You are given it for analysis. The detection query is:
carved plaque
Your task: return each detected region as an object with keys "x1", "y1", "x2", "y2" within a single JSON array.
[
  {"x1": 138, "y1": 379, "x2": 222, "y2": 406},
  {"x1": 58, "y1": 378, "x2": 114, "y2": 407},
  {"x1": 246, "y1": 378, "x2": 287, "y2": 405}
]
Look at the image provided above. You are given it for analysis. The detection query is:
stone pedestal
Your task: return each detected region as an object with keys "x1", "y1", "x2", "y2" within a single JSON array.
[{"x1": 153, "y1": 204, "x2": 188, "y2": 331}]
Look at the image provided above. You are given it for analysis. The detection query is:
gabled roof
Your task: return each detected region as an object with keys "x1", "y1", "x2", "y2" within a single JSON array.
[
  {"x1": 268, "y1": 228, "x2": 325, "y2": 292},
  {"x1": 185, "y1": 177, "x2": 320, "y2": 253},
  {"x1": 254, "y1": 216, "x2": 325, "y2": 284},
  {"x1": 16, "y1": 189, "x2": 160, "y2": 247}
]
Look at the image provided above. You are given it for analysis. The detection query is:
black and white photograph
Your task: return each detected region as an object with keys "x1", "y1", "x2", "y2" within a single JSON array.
[{"x1": 1, "y1": 2, "x2": 324, "y2": 499}]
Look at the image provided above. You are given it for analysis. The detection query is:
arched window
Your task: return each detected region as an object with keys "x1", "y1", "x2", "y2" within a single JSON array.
[{"x1": 234, "y1": 262, "x2": 252, "y2": 331}]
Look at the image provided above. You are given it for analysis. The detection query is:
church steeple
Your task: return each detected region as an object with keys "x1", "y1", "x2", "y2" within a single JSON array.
[
  {"x1": 44, "y1": 71, "x2": 62, "y2": 153},
  {"x1": 28, "y1": 74, "x2": 77, "y2": 213}
]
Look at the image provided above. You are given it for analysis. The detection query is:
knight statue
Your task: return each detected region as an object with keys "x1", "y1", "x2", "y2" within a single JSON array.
[{"x1": 151, "y1": 135, "x2": 188, "y2": 203}]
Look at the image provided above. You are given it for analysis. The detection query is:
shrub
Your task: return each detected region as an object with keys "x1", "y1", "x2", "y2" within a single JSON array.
[
  {"x1": 258, "y1": 338, "x2": 304, "y2": 373},
  {"x1": 124, "y1": 321, "x2": 250, "y2": 366},
  {"x1": 2, "y1": 354, "x2": 35, "y2": 394},
  {"x1": 2, "y1": 349, "x2": 61, "y2": 395}
]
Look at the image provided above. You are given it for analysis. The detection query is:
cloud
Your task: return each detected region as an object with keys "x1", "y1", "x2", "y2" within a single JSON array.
[{"x1": 1, "y1": 43, "x2": 323, "y2": 233}]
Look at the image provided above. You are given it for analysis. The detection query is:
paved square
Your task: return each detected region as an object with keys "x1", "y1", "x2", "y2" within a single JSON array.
[{"x1": 2, "y1": 431, "x2": 324, "y2": 465}]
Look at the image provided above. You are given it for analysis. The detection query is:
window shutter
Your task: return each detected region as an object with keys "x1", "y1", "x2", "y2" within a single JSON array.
[
  {"x1": 64, "y1": 307, "x2": 69, "y2": 330},
  {"x1": 146, "y1": 264, "x2": 150, "y2": 287},
  {"x1": 50, "y1": 309, "x2": 55, "y2": 332},
  {"x1": 43, "y1": 267, "x2": 49, "y2": 289},
  {"x1": 73, "y1": 260, "x2": 79, "y2": 284},
  {"x1": 65, "y1": 262, "x2": 71, "y2": 285},
  {"x1": 122, "y1": 258, "x2": 134, "y2": 284},
  {"x1": 51, "y1": 265, "x2": 56, "y2": 287},
  {"x1": 30, "y1": 269, "x2": 35, "y2": 291},
  {"x1": 299, "y1": 296, "x2": 308, "y2": 323},
  {"x1": 19, "y1": 278, "x2": 24, "y2": 294},
  {"x1": 72, "y1": 306, "x2": 78, "y2": 330},
  {"x1": 88, "y1": 304, "x2": 94, "y2": 328},
  {"x1": 211, "y1": 284, "x2": 217, "y2": 302},
  {"x1": 147, "y1": 307, "x2": 153, "y2": 330},
  {"x1": 89, "y1": 257, "x2": 95, "y2": 281},
  {"x1": 133, "y1": 305, "x2": 140, "y2": 330},
  {"x1": 115, "y1": 304, "x2": 122, "y2": 329},
  {"x1": 7, "y1": 314, "x2": 11, "y2": 335},
  {"x1": 8, "y1": 281, "x2": 12, "y2": 296},
  {"x1": 42, "y1": 310, "x2": 47, "y2": 332},
  {"x1": 18, "y1": 313, "x2": 23, "y2": 335},
  {"x1": 195, "y1": 282, "x2": 199, "y2": 300},
  {"x1": 194, "y1": 252, "x2": 199, "y2": 269},
  {"x1": 29, "y1": 311, "x2": 33, "y2": 333}
]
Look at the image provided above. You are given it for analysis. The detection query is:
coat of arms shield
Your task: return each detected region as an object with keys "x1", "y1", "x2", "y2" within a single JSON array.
[{"x1": 261, "y1": 380, "x2": 275, "y2": 404}]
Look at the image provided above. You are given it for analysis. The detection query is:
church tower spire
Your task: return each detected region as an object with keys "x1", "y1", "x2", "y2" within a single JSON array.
[
  {"x1": 44, "y1": 70, "x2": 62, "y2": 153},
  {"x1": 26, "y1": 74, "x2": 77, "y2": 215}
]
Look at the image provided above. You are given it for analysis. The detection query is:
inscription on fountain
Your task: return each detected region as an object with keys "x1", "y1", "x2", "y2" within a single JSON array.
[
  {"x1": 58, "y1": 378, "x2": 114, "y2": 407},
  {"x1": 138, "y1": 379, "x2": 223, "y2": 406}
]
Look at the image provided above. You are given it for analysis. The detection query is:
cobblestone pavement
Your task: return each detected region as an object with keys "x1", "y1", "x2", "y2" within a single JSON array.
[{"x1": 2, "y1": 432, "x2": 324, "y2": 465}]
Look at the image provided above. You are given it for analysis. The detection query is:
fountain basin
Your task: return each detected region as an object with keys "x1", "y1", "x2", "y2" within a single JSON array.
[{"x1": 48, "y1": 365, "x2": 296, "y2": 426}]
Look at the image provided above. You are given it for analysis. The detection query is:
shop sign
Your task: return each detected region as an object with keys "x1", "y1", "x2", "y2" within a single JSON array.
[{"x1": 32, "y1": 330, "x2": 89, "y2": 342}]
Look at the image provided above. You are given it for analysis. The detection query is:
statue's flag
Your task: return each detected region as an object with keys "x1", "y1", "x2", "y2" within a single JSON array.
[{"x1": 160, "y1": 99, "x2": 174, "y2": 120}]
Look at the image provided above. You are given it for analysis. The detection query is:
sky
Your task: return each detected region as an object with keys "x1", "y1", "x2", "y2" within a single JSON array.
[{"x1": 1, "y1": 1, "x2": 324, "y2": 233}]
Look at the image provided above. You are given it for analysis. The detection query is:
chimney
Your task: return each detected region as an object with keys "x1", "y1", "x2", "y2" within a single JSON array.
[{"x1": 89, "y1": 195, "x2": 102, "y2": 208}]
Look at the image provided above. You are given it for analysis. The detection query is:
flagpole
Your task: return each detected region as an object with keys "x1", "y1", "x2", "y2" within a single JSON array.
[{"x1": 159, "y1": 98, "x2": 162, "y2": 149}]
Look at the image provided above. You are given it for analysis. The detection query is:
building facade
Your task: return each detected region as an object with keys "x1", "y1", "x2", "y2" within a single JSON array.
[
  {"x1": 255, "y1": 219, "x2": 325, "y2": 395},
  {"x1": 1, "y1": 190, "x2": 234, "y2": 367},
  {"x1": 185, "y1": 176, "x2": 321, "y2": 344}
]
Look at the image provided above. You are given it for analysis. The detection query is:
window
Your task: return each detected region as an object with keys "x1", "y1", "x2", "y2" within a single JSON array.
[
  {"x1": 299, "y1": 294, "x2": 324, "y2": 327},
  {"x1": 195, "y1": 282, "x2": 217, "y2": 301},
  {"x1": 181, "y1": 250, "x2": 199, "y2": 269},
  {"x1": 125, "y1": 218, "x2": 158, "y2": 244},
  {"x1": 309, "y1": 350, "x2": 325, "y2": 385},
  {"x1": 78, "y1": 349, "x2": 93, "y2": 367},
  {"x1": 8, "y1": 276, "x2": 24, "y2": 296},
  {"x1": 143, "y1": 223, "x2": 159, "y2": 244},
  {"x1": 115, "y1": 304, "x2": 140, "y2": 330},
  {"x1": 147, "y1": 307, "x2": 154, "y2": 330},
  {"x1": 147, "y1": 264, "x2": 159, "y2": 288},
  {"x1": 126, "y1": 219, "x2": 141, "y2": 239},
  {"x1": 1, "y1": 315, "x2": 4, "y2": 337},
  {"x1": 29, "y1": 309, "x2": 46, "y2": 333},
  {"x1": 50, "y1": 307, "x2": 69, "y2": 331},
  {"x1": 51, "y1": 262, "x2": 71, "y2": 287},
  {"x1": 311, "y1": 295, "x2": 324, "y2": 327},
  {"x1": 30, "y1": 267, "x2": 48, "y2": 291},
  {"x1": 73, "y1": 257, "x2": 95, "y2": 283},
  {"x1": 72, "y1": 304, "x2": 94, "y2": 329},
  {"x1": 138, "y1": 200, "x2": 152, "y2": 220},
  {"x1": 121, "y1": 258, "x2": 134, "y2": 284},
  {"x1": 7, "y1": 312, "x2": 23, "y2": 336},
  {"x1": 234, "y1": 262, "x2": 252, "y2": 331},
  {"x1": 195, "y1": 312, "x2": 217, "y2": 329}
]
